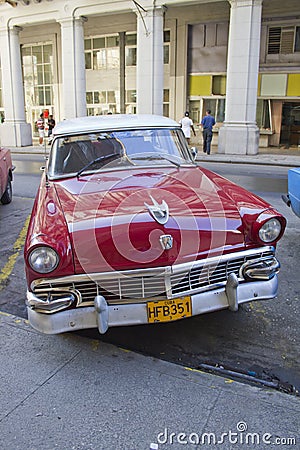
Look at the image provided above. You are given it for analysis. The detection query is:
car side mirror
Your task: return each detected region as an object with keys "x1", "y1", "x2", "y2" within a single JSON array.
[{"x1": 40, "y1": 156, "x2": 49, "y2": 171}]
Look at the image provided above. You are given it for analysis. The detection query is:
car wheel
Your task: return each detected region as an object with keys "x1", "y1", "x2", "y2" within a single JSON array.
[{"x1": 1, "y1": 178, "x2": 12, "y2": 204}]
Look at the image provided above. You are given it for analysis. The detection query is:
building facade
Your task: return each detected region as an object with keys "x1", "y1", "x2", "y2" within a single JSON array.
[{"x1": 0, "y1": 0, "x2": 299, "y2": 154}]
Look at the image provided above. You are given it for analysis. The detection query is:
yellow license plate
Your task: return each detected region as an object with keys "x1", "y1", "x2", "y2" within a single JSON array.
[{"x1": 147, "y1": 297, "x2": 192, "y2": 323}]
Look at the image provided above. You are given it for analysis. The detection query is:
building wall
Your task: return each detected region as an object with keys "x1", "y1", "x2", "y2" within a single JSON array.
[
  {"x1": 0, "y1": 0, "x2": 299, "y2": 148},
  {"x1": 186, "y1": 3, "x2": 300, "y2": 147}
]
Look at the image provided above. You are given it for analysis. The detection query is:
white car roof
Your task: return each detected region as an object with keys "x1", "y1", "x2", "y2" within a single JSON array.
[{"x1": 53, "y1": 114, "x2": 180, "y2": 136}]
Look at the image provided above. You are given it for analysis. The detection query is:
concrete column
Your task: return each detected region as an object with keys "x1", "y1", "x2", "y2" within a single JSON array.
[
  {"x1": 173, "y1": 20, "x2": 188, "y2": 122},
  {"x1": 134, "y1": 4, "x2": 165, "y2": 115},
  {"x1": 119, "y1": 31, "x2": 126, "y2": 114},
  {"x1": 218, "y1": 0, "x2": 263, "y2": 155},
  {"x1": 58, "y1": 16, "x2": 87, "y2": 119},
  {"x1": 0, "y1": 26, "x2": 32, "y2": 147}
]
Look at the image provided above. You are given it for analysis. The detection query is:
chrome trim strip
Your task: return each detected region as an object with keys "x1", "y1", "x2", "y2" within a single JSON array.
[{"x1": 165, "y1": 266, "x2": 172, "y2": 299}]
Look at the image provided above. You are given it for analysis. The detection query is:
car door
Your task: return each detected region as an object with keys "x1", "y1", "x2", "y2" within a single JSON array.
[{"x1": 0, "y1": 147, "x2": 9, "y2": 197}]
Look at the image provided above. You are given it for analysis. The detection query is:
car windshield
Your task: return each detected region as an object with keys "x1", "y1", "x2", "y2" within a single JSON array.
[{"x1": 47, "y1": 128, "x2": 194, "y2": 178}]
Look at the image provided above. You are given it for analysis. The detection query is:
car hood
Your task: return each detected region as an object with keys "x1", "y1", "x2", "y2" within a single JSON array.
[{"x1": 54, "y1": 166, "x2": 268, "y2": 273}]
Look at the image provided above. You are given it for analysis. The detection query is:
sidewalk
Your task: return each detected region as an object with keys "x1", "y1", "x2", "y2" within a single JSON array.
[
  {"x1": 196, "y1": 146, "x2": 300, "y2": 167},
  {"x1": 11, "y1": 144, "x2": 300, "y2": 167},
  {"x1": 0, "y1": 311, "x2": 299, "y2": 450}
]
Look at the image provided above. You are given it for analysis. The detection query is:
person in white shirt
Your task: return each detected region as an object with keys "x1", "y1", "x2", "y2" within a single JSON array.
[
  {"x1": 36, "y1": 113, "x2": 44, "y2": 146},
  {"x1": 179, "y1": 111, "x2": 196, "y2": 145}
]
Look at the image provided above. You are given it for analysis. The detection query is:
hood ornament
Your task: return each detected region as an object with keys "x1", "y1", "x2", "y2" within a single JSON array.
[
  {"x1": 144, "y1": 195, "x2": 169, "y2": 225},
  {"x1": 160, "y1": 234, "x2": 173, "y2": 251}
]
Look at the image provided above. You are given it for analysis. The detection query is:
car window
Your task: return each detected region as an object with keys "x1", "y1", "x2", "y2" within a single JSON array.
[{"x1": 47, "y1": 128, "x2": 193, "y2": 178}]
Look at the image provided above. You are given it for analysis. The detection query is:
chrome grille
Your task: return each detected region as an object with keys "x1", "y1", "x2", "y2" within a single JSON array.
[
  {"x1": 31, "y1": 248, "x2": 274, "y2": 306},
  {"x1": 171, "y1": 256, "x2": 252, "y2": 295}
]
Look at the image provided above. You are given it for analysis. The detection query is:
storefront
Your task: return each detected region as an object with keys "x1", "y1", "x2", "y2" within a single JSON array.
[{"x1": 281, "y1": 102, "x2": 300, "y2": 147}]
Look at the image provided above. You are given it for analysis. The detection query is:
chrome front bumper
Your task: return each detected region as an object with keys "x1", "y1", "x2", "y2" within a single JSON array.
[{"x1": 27, "y1": 275, "x2": 278, "y2": 335}]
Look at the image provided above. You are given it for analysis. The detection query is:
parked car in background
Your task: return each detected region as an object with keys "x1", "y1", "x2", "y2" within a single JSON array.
[
  {"x1": 282, "y1": 167, "x2": 300, "y2": 218},
  {"x1": 0, "y1": 147, "x2": 14, "y2": 205},
  {"x1": 24, "y1": 115, "x2": 286, "y2": 335}
]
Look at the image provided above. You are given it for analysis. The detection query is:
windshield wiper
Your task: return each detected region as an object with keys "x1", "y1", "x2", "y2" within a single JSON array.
[
  {"x1": 76, "y1": 153, "x2": 117, "y2": 177},
  {"x1": 130, "y1": 154, "x2": 181, "y2": 168}
]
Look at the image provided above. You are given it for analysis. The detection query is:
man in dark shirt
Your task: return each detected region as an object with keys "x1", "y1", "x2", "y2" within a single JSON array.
[
  {"x1": 48, "y1": 115, "x2": 56, "y2": 144},
  {"x1": 201, "y1": 109, "x2": 216, "y2": 155}
]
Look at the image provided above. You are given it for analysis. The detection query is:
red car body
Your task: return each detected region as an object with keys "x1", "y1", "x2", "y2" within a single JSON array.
[
  {"x1": 0, "y1": 147, "x2": 13, "y2": 205},
  {"x1": 24, "y1": 115, "x2": 286, "y2": 335}
]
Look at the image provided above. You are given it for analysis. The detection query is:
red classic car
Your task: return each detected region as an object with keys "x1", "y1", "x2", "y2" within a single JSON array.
[
  {"x1": 24, "y1": 115, "x2": 286, "y2": 335},
  {"x1": 0, "y1": 146, "x2": 13, "y2": 205}
]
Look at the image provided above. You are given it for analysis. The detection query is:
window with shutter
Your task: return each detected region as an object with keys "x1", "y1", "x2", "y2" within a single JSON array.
[
  {"x1": 267, "y1": 26, "x2": 298, "y2": 55},
  {"x1": 280, "y1": 29, "x2": 295, "y2": 54},
  {"x1": 268, "y1": 27, "x2": 281, "y2": 54}
]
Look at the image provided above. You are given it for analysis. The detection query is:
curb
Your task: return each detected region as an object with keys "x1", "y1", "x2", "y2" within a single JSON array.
[{"x1": 195, "y1": 156, "x2": 299, "y2": 167}]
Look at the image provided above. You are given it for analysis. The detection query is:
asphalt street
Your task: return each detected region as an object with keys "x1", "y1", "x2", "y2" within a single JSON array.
[{"x1": 0, "y1": 153, "x2": 299, "y2": 395}]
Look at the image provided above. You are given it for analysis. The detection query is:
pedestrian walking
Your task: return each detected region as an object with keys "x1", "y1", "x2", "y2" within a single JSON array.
[
  {"x1": 200, "y1": 109, "x2": 215, "y2": 155},
  {"x1": 48, "y1": 115, "x2": 56, "y2": 144},
  {"x1": 179, "y1": 111, "x2": 196, "y2": 145},
  {"x1": 36, "y1": 113, "x2": 44, "y2": 146}
]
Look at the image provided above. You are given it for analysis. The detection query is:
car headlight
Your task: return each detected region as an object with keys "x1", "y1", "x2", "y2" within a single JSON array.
[
  {"x1": 28, "y1": 247, "x2": 59, "y2": 273},
  {"x1": 258, "y1": 218, "x2": 282, "y2": 243}
]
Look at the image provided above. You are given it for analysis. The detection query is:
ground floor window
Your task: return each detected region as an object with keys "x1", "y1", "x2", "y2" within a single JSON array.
[
  {"x1": 86, "y1": 90, "x2": 118, "y2": 115},
  {"x1": 86, "y1": 88, "x2": 168, "y2": 116},
  {"x1": 163, "y1": 89, "x2": 170, "y2": 117},
  {"x1": 256, "y1": 99, "x2": 272, "y2": 130},
  {"x1": 125, "y1": 90, "x2": 136, "y2": 114},
  {"x1": 256, "y1": 99, "x2": 300, "y2": 147},
  {"x1": 21, "y1": 42, "x2": 55, "y2": 134},
  {"x1": 85, "y1": 31, "x2": 170, "y2": 117},
  {"x1": 86, "y1": 89, "x2": 139, "y2": 115},
  {"x1": 189, "y1": 97, "x2": 225, "y2": 124},
  {"x1": 281, "y1": 102, "x2": 300, "y2": 146},
  {"x1": 189, "y1": 95, "x2": 300, "y2": 148}
]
